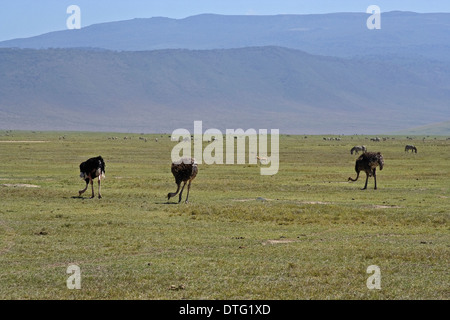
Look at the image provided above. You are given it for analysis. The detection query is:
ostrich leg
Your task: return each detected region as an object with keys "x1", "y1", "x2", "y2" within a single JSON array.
[
  {"x1": 185, "y1": 180, "x2": 193, "y2": 204},
  {"x1": 362, "y1": 173, "x2": 369, "y2": 190},
  {"x1": 178, "y1": 181, "x2": 187, "y2": 203},
  {"x1": 98, "y1": 175, "x2": 102, "y2": 199},
  {"x1": 90, "y1": 179, "x2": 95, "y2": 198},
  {"x1": 373, "y1": 169, "x2": 377, "y2": 190}
]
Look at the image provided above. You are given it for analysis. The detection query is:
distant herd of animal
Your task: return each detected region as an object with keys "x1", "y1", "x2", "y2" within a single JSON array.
[
  {"x1": 78, "y1": 144, "x2": 418, "y2": 201},
  {"x1": 351, "y1": 144, "x2": 417, "y2": 155}
]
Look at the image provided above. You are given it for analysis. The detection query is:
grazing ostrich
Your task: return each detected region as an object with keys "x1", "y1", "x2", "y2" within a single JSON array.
[
  {"x1": 348, "y1": 152, "x2": 384, "y2": 190},
  {"x1": 78, "y1": 156, "x2": 106, "y2": 198},
  {"x1": 168, "y1": 158, "x2": 198, "y2": 203},
  {"x1": 405, "y1": 145, "x2": 417, "y2": 153},
  {"x1": 350, "y1": 145, "x2": 367, "y2": 155}
]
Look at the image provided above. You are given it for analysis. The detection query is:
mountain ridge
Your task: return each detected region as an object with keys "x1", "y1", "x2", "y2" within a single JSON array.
[
  {"x1": 1, "y1": 12, "x2": 449, "y2": 134},
  {"x1": 1, "y1": 12, "x2": 449, "y2": 61},
  {"x1": 0, "y1": 46, "x2": 449, "y2": 134}
]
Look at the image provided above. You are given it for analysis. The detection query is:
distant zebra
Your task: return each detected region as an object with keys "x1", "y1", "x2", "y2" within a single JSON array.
[
  {"x1": 405, "y1": 145, "x2": 417, "y2": 153},
  {"x1": 350, "y1": 145, "x2": 367, "y2": 155}
]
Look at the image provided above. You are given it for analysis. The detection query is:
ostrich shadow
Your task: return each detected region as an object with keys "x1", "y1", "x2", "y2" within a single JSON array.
[
  {"x1": 155, "y1": 201, "x2": 180, "y2": 205},
  {"x1": 70, "y1": 196, "x2": 97, "y2": 200}
]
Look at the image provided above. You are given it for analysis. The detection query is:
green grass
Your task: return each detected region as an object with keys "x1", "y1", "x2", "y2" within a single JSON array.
[{"x1": 0, "y1": 131, "x2": 448, "y2": 299}]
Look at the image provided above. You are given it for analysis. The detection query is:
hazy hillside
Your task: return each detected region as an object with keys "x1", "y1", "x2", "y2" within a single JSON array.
[
  {"x1": 1, "y1": 12, "x2": 449, "y2": 61},
  {"x1": 391, "y1": 121, "x2": 450, "y2": 136},
  {"x1": 0, "y1": 47, "x2": 449, "y2": 134}
]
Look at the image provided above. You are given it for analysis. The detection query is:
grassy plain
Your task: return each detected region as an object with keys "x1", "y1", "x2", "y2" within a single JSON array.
[{"x1": 0, "y1": 131, "x2": 448, "y2": 299}]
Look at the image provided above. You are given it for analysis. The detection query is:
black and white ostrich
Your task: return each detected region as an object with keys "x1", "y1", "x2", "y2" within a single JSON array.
[
  {"x1": 78, "y1": 156, "x2": 106, "y2": 198},
  {"x1": 167, "y1": 158, "x2": 198, "y2": 203},
  {"x1": 348, "y1": 152, "x2": 384, "y2": 190}
]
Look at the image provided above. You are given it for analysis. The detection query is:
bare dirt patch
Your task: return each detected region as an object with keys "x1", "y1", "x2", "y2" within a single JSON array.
[
  {"x1": 1, "y1": 184, "x2": 40, "y2": 188},
  {"x1": 297, "y1": 201, "x2": 331, "y2": 205},
  {"x1": 370, "y1": 205, "x2": 402, "y2": 209},
  {"x1": 233, "y1": 198, "x2": 273, "y2": 202},
  {"x1": 0, "y1": 141, "x2": 49, "y2": 143},
  {"x1": 232, "y1": 198, "x2": 331, "y2": 205},
  {"x1": 262, "y1": 239, "x2": 296, "y2": 245}
]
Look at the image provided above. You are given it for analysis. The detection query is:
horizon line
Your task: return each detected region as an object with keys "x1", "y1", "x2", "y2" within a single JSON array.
[{"x1": 1, "y1": 10, "x2": 450, "y2": 42}]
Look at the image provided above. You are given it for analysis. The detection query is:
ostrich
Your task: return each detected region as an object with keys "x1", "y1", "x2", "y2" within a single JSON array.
[
  {"x1": 78, "y1": 156, "x2": 106, "y2": 198},
  {"x1": 167, "y1": 157, "x2": 198, "y2": 203},
  {"x1": 350, "y1": 145, "x2": 367, "y2": 155},
  {"x1": 348, "y1": 152, "x2": 384, "y2": 190},
  {"x1": 405, "y1": 145, "x2": 417, "y2": 153}
]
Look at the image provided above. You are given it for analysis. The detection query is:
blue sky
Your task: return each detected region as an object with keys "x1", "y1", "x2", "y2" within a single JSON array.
[{"x1": 1, "y1": 0, "x2": 449, "y2": 41}]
